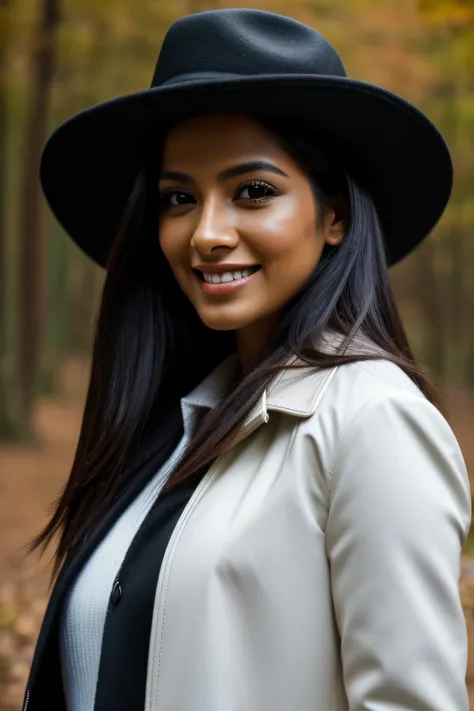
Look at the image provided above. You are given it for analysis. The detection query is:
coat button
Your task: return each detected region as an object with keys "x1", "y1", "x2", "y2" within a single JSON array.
[{"x1": 110, "y1": 580, "x2": 122, "y2": 606}]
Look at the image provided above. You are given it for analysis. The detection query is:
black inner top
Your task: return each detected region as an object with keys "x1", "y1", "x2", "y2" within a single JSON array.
[{"x1": 94, "y1": 466, "x2": 208, "y2": 711}]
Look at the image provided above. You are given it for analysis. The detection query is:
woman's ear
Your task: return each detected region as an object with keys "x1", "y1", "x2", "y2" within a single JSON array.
[{"x1": 324, "y1": 191, "x2": 349, "y2": 246}]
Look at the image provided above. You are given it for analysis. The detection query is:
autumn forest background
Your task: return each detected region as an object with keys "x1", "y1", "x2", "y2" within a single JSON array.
[{"x1": 1, "y1": 0, "x2": 474, "y2": 708}]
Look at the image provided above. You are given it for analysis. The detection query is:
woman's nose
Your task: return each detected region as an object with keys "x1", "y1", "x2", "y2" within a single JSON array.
[{"x1": 190, "y1": 197, "x2": 238, "y2": 254}]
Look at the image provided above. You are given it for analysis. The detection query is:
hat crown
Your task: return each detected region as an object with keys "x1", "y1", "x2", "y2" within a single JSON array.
[{"x1": 151, "y1": 8, "x2": 347, "y2": 87}]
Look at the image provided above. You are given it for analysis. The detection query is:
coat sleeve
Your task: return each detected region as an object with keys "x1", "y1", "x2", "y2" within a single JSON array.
[{"x1": 325, "y1": 390, "x2": 472, "y2": 711}]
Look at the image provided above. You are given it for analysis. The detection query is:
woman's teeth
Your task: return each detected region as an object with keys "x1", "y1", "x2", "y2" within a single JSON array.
[{"x1": 202, "y1": 267, "x2": 257, "y2": 284}]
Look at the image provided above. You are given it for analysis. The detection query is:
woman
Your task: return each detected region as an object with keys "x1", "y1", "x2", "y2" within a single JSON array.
[{"x1": 24, "y1": 8, "x2": 471, "y2": 711}]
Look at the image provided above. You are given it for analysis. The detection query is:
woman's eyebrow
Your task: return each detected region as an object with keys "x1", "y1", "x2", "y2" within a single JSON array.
[{"x1": 159, "y1": 161, "x2": 289, "y2": 183}]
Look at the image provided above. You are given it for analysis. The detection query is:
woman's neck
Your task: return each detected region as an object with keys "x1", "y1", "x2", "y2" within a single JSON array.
[{"x1": 235, "y1": 315, "x2": 279, "y2": 372}]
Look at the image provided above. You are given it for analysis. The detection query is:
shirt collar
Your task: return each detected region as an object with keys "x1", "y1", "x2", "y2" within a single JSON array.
[{"x1": 179, "y1": 353, "x2": 239, "y2": 437}]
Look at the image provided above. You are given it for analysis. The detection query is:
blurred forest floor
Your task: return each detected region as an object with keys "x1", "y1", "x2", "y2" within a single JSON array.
[{"x1": 1, "y1": 361, "x2": 474, "y2": 709}]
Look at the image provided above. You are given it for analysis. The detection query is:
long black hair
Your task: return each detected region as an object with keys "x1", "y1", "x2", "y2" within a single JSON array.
[{"x1": 32, "y1": 113, "x2": 440, "y2": 575}]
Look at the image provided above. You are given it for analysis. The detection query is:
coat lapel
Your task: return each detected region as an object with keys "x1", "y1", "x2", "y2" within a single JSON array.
[
  {"x1": 223, "y1": 358, "x2": 341, "y2": 453},
  {"x1": 265, "y1": 361, "x2": 340, "y2": 416}
]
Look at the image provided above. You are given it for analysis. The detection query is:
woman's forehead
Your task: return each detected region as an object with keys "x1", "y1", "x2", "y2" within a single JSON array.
[{"x1": 160, "y1": 112, "x2": 294, "y2": 169}]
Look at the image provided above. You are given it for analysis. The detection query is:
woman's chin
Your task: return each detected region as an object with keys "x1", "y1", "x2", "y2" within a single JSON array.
[
  {"x1": 199, "y1": 317, "x2": 242, "y2": 332},
  {"x1": 196, "y1": 308, "x2": 255, "y2": 332}
]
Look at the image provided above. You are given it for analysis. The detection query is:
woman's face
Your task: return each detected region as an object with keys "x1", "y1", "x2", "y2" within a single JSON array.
[{"x1": 158, "y1": 112, "x2": 344, "y2": 342}]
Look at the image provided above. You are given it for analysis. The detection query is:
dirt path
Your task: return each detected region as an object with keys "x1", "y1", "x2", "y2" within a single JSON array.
[{"x1": 0, "y1": 368, "x2": 473, "y2": 710}]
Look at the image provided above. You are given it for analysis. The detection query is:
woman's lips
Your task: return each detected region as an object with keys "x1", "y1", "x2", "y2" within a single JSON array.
[{"x1": 198, "y1": 270, "x2": 259, "y2": 295}]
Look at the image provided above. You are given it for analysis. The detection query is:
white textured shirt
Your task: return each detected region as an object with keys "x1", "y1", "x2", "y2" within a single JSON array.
[{"x1": 59, "y1": 355, "x2": 237, "y2": 711}]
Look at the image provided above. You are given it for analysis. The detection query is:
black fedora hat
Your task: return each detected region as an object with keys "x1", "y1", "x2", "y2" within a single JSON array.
[{"x1": 40, "y1": 8, "x2": 453, "y2": 268}]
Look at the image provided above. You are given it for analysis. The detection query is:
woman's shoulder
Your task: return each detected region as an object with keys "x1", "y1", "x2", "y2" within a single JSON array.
[
  {"x1": 268, "y1": 332, "x2": 426, "y2": 423},
  {"x1": 336, "y1": 356, "x2": 424, "y2": 401},
  {"x1": 272, "y1": 333, "x2": 451, "y2": 456},
  {"x1": 293, "y1": 353, "x2": 468, "y2": 499},
  {"x1": 289, "y1": 356, "x2": 429, "y2": 436},
  {"x1": 320, "y1": 328, "x2": 428, "y2": 404}
]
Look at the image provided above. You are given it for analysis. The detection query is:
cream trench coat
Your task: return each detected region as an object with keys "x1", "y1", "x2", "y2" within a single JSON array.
[{"x1": 144, "y1": 336, "x2": 472, "y2": 711}]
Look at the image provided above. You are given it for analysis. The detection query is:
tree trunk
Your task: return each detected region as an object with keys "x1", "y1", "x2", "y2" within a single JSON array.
[
  {"x1": 0, "y1": 0, "x2": 9, "y2": 428},
  {"x1": 412, "y1": 238, "x2": 446, "y2": 383},
  {"x1": 18, "y1": 0, "x2": 60, "y2": 428},
  {"x1": 464, "y1": 214, "x2": 474, "y2": 388},
  {"x1": 39, "y1": 217, "x2": 68, "y2": 395},
  {"x1": 0, "y1": 0, "x2": 20, "y2": 439},
  {"x1": 447, "y1": 226, "x2": 465, "y2": 382}
]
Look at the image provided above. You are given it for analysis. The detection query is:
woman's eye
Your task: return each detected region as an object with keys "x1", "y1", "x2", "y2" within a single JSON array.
[
  {"x1": 158, "y1": 180, "x2": 279, "y2": 209},
  {"x1": 159, "y1": 191, "x2": 194, "y2": 208},
  {"x1": 237, "y1": 180, "x2": 280, "y2": 203}
]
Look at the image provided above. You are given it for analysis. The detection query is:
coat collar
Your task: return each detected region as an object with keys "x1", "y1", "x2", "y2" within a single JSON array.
[
  {"x1": 233, "y1": 329, "x2": 386, "y2": 446},
  {"x1": 181, "y1": 329, "x2": 386, "y2": 450},
  {"x1": 224, "y1": 366, "x2": 336, "y2": 451},
  {"x1": 178, "y1": 346, "x2": 328, "y2": 447}
]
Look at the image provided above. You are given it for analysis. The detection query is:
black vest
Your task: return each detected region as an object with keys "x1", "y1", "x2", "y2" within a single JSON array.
[{"x1": 94, "y1": 471, "x2": 204, "y2": 710}]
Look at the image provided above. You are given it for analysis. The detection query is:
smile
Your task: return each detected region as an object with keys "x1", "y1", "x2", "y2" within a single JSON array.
[
  {"x1": 201, "y1": 266, "x2": 260, "y2": 283},
  {"x1": 194, "y1": 265, "x2": 261, "y2": 295}
]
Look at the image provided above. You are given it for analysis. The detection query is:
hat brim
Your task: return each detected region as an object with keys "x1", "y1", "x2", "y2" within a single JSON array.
[{"x1": 40, "y1": 74, "x2": 453, "y2": 267}]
